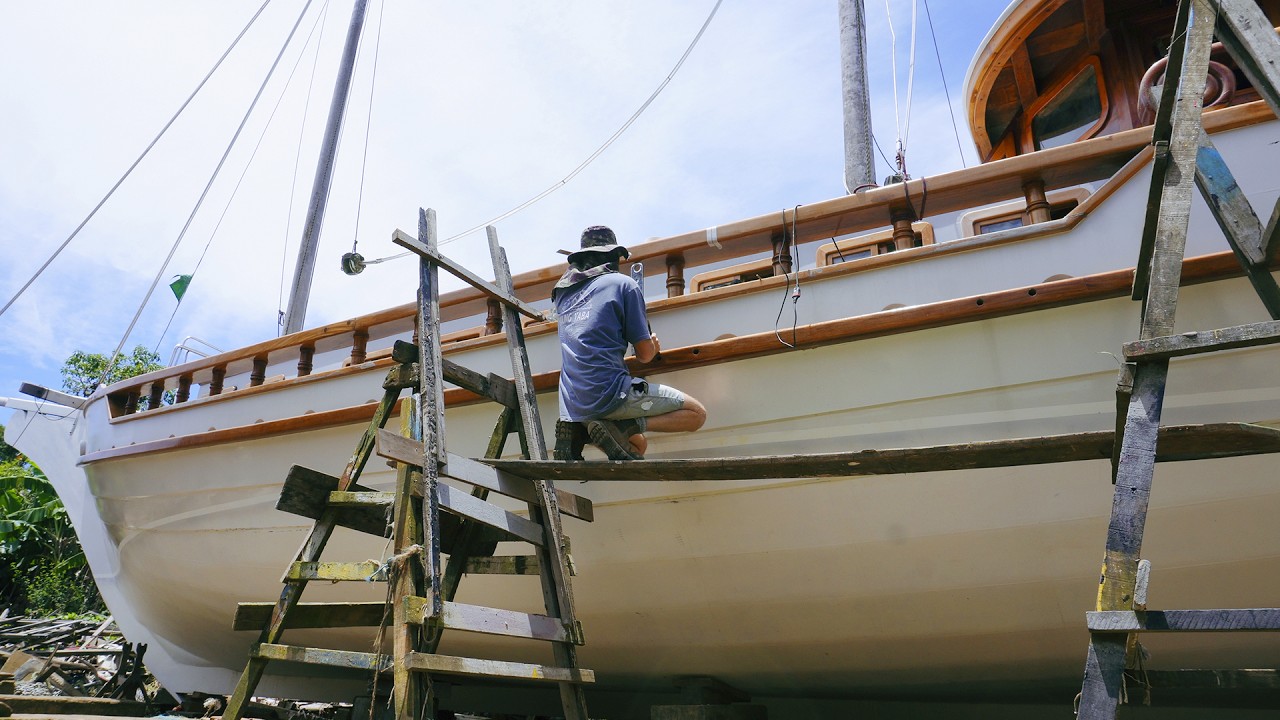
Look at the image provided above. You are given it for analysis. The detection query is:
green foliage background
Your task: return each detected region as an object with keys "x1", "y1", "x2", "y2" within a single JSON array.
[{"x1": 0, "y1": 345, "x2": 163, "y2": 616}]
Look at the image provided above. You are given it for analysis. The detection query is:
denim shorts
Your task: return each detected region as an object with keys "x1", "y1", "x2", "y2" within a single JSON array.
[{"x1": 600, "y1": 379, "x2": 686, "y2": 432}]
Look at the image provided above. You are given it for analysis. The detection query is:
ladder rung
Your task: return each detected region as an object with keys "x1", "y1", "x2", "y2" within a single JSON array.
[
  {"x1": 463, "y1": 556, "x2": 541, "y2": 575},
  {"x1": 278, "y1": 465, "x2": 389, "y2": 537},
  {"x1": 403, "y1": 651, "x2": 594, "y2": 684},
  {"x1": 286, "y1": 561, "x2": 385, "y2": 582},
  {"x1": 405, "y1": 597, "x2": 580, "y2": 644},
  {"x1": 438, "y1": 484, "x2": 543, "y2": 546},
  {"x1": 1123, "y1": 320, "x2": 1280, "y2": 361},
  {"x1": 375, "y1": 429, "x2": 594, "y2": 522},
  {"x1": 234, "y1": 602, "x2": 386, "y2": 631},
  {"x1": 328, "y1": 491, "x2": 395, "y2": 507},
  {"x1": 253, "y1": 643, "x2": 389, "y2": 671},
  {"x1": 1088, "y1": 609, "x2": 1280, "y2": 633}
]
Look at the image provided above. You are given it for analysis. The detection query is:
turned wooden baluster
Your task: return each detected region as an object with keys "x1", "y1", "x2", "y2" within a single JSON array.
[
  {"x1": 147, "y1": 382, "x2": 164, "y2": 410},
  {"x1": 297, "y1": 345, "x2": 315, "y2": 377},
  {"x1": 210, "y1": 366, "x2": 226, "y2": 396},
  {"x1": 891, "y1": 210, "x2": 917, "y2": 251},
  {"x1": 124, "y1": 390, "x2": 140, "y2": 415},
  {"x1": 176, "y1": 376, "x2": 192, "y2": 404},
  {"x1": 1023, "y1": 178, "x2": 1052, "y2": 224},
  {"x1": 250, "y1": 356, "x2": 268, "y2": 387},
  {"x1": 666, "y1": 253, "x2": 685, "y2": 298},
  {"x1": 484, "y1": 299, "x2": 503, "y2": 335},
  {"x1": 771, "y1": 230, "x2": 793, "y2": 276},
  {"x1": 350, "y1": 330, "x2": 369, "y2": 364}
]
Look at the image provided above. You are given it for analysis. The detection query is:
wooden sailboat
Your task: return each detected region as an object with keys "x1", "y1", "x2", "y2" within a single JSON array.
[{"x1": 5, "y1": 0, "x2": 1280, "y2": 713}]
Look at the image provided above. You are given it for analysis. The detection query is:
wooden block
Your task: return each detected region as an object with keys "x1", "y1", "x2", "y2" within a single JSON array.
[
  {"x1": 404, "y1": 597, "x2": 576, "y2": 644},
  {"x1": 286, "y1": 560, "x2": 386, "y2": 582},
  {"x1": 1087, "y1": 608, "x2": 1280, "y2": 633},
  {"x1": 402, "y1": 651, "x2": 593, "y2": 683},
  {"x1": 376, "y1": 430, "x2": 593, "y2": 521},
  {"x1": 438, "y1": 483, "x2": 544, "y2": 546},
  {"x1": 253, "y1": 643, "x2": 391, "y2": 671},
  {"x1": 463, "y1": 556, "x2": 541, "y2": 575},
  {"x1": 277, "y1": 466, "x2": 389, "y2": 537},
  {"x1": 233, "y1": 602, "x2": 388, "y2": 631}
]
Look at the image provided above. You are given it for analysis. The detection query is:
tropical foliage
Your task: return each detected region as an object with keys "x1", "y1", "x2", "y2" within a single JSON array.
[{"x1": 61, "y1": 345, "x2": 164, "y2": 398}]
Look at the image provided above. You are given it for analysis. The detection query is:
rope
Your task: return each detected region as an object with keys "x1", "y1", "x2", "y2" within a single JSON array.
[
  {"x1": 922, "y1": 0, "x2": 967, "y2": 168},
  {"x1": 0, "y1": 0, "x2": 275, "y2": 321},
  {"x1": 98, "y1": 0, "x2": 320, "y2": 387},
  {"x1": 154, "y1": 2, "x2": 332, "y2": 354},
  {"x1": 279, "y1": 1, "x2": 332, "y2": 336},
  {"x1": 362, "y1": 0, "x2": 726, "y2": 267}
]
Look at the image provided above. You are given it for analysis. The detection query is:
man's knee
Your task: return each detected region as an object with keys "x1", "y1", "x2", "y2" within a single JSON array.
[{"x1": 681, "y1": 394, "x2": 707, "y2": 430}]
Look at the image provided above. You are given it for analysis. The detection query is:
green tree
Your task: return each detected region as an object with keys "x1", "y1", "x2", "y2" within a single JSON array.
[{"x1": 60, "y1": 345, "x2": 163, "y2": 398}]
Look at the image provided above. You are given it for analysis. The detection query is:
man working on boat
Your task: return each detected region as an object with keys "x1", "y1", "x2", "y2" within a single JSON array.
[{"x1": 552, "y1": 226, "x2": 706, "y2": 461}]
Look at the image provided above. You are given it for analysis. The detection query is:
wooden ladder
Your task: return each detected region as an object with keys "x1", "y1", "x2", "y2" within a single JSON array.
[
  {"x1": 222, "y1": 209, "x2": 595, "y2": 720},
  {"x1": 1078, "y1": 1, "x2": 1280, "y2": 716}
]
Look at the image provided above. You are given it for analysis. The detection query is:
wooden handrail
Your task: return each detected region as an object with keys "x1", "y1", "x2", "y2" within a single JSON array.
[{"x1": 97, "y1": 100, "x2": 1274, "y2": 413}]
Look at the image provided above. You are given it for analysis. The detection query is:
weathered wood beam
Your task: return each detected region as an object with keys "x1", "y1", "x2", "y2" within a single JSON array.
[
  {"x1": 1123, "y1": 319, "x2": 1280, "y2": 360},
  {"x1": 462, "y1": 556, "x2": 541, "y2": 575},
  {"x1": 437, "y1": 483, "x2": 544, "y2": 546},
  {"x1": 484, "y1": 423, "x2": 1280, "y2": 483},
  {"x1": 405, "y1": 597, "x2": 577, "y2": 644},
  {"x1": 233, "y1": 602, "x2": 386, "y2": 631},
  {"x1": 392, "y1": 229, "x2": 545, "y2": 321},
  {"x1": 1088, "y1": 609, "x2": 1280, "y2": 633},
  {"x1": 402, "y1": 651, "x2": 594, "y2": 684}
]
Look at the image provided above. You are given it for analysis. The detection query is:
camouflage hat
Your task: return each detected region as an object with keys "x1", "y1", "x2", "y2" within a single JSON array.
[{"x1": 568, "y1": 225, "x2": 630, "y2": 262}]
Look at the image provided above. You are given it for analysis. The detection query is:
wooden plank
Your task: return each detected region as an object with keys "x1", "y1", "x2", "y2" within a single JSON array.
[
  {"x1": 1077, "y1": 634, "x2": 1127, "y2": 720},
  {"x1": 403, "y1": 651, "x2": 594, "y2": 683},
  {"x1": 1138, "y1": 669, "x2": 1280, "y2": 689},
  {"x1": 254, "y1": 643, "x2": 390, "y2": 671},
  {"x1": 1088, "y1": 609, "x2": 1280, "y2": 633},
  {"x1": 1011, "y1": 44, "x2": 1038, "y2": 109},
  {"x1": 393, "y1": 228, "x2": 546, "y2": 321},
  {"x1": 18, "y1": 383, "x2": 86, "y2": 409},
  {"x1": 1137, "y1": 0, "x2": 1217, "y2": 339},
  {"x1": 234, "y1": 602, "x2": 386, "y2": 631},
  {"x1": 1124, "y1": 320, "x2": 1280, "y2": 360},
  {"x1": 1193, "y1": 132, "x2": 1280, "y2": 317},
  {"x1": 414, "y1": 208, "x2": 446, "y2": 652},
  {"x1": 286, "y1": 560, "x2": 385, "y2": 582},
  {"x1": 404, "y1": 597, "x2": 576, "y2": 644},
  {"x1": 328, "y1": 491, "x2": 394, "y2": 507},
  {"x1": 487, "y1": 226, "x2": 590, "y2": 720},
  {"x1": 391, "y1": 340, "x2": 521, "y2": 410},
  {"x1": 463, "y1": 556, "x2": 541, "y2": 576},
  {"x1": 1215, "y1": 0, "x2": 1280, "y2": 120},
  {"x1": 376, "y1": 429, "x2": 594, "y2": 522},
  {"x1": 276, "y1": 465, "x2": 390, "y2": 538},
  {"x1": 438, "y1": 483, "x2": 543, "y2": 546},
  {"x1": 485, "y1": 423, "x2": 1280, "y2": 482},
  {"x1": 390, "y1": 395, "x2": 426, "y2": 720}
]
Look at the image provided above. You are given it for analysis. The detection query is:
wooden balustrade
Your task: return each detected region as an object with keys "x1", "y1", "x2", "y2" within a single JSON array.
[
  {"x1": 666, "y1": 254, "x2": 685, "y2": 298},
  {"x1": 176, "y1": 376, "x2": 192, "y2": 404},
  {"x1": 1024, "y1": 178, "x2": 1053, "y2": 224},
  {"x1": 297, "y1": 345, "x2": 315, "y2": 377},
  {"x1": 250, "y1": 357, "x2": 268, "y2": 387},
  {"x1": 484, "y1": 299, "x2": 503, "y2": 335},
  {"x1": 125, "y1": 391, "x2": 140, "y2": 415},
  {"x1": 890, "y1": 210, "x2": 918, "y2": 251},
  {"x1": 771, "y1": 231, "x2": 793, "y2": 276},
  {"x1": 210, "y1": 366, "x2": 226, "y2": 396},
  {"x1": 350, "y1": 330, "x2": 369, "y2": 364},
  {"x1": 148, "y1": 383, "x2": 164, "y2": 411}
]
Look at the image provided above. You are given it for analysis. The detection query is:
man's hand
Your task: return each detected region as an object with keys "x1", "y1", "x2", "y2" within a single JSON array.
[{"x1": 634, "y1": 333, "x2": 660, "y2": 363}]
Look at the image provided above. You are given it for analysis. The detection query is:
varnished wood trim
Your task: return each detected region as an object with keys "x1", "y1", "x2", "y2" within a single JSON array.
[
  {"x1": 1019, "y1": 55, "x2": 1110, "y2": 152},
  {"x1": 96, "y1": 101, "x2": 1273, "y2": 405},
  {"x1": 82, "y1": 249, "x2": 1268, "y2": 465}
]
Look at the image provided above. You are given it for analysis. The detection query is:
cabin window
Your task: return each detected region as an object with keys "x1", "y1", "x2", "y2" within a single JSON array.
[
  {"x1": 961, "y1": 189, "x2": 1091, "y2": 236},
  {"x1": 690, "y1": 258, "x2": 774, "y2": 293},
  {"x1": 1026, "y1": 58, "x2": 1107, "y2": 151},
  {"x1": 816, "y1": 222, "x2": 935, "y2": 266}
]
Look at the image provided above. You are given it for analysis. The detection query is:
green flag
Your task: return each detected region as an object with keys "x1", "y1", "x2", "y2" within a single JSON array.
[{"x1": 169, "y1": 274, "x2": 192, "y2": 301}]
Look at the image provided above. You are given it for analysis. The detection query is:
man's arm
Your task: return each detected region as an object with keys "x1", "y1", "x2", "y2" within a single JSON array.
[{"x1": 633, "y1": 333, "x2": 660, "y2": 363}]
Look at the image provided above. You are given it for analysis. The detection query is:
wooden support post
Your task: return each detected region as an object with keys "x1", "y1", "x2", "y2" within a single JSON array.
[
  {"x1": 1023, "y1": 178, "x2": 1052, "y2": 224},
  {"x1": 890, "y1": 211, "x2": 916, "y2": 251},
  {"x1": 771, "y1": 231, "x2": 793, "y2": 275},
  {"x1": 486, "y1": 226, "x2": 590, "y2": 720},
  {"x1": 392, "y1": 397, "x2": 427, "y2": 720},
  {"x1": 297, "y1": 345, "x2": 315, "y2": 377},
  {"x1": 176, "y1": 376, "x2": 192, "y2": 404},
  {"x1": 210, "y1": 366, "x2": 226, "y2": 396},
  {"x1": 350, "y1": 330, "x2": 369, "y2": 364},
  {"x1": 484, "y1": 299, "x2": 503, "y2": 336},
  {"x1": 147, "y1": 383, "x2": 164, "y2": 411},
  {"x1": 414, "y1": 208, "x2": 445, "y2": 628},
  {"x1": 666, "y1": 254, "x2": 686, "y2": 298},
  {"x1": 250, "y1": 356, "x2": 268, "y2": 387},
  {"x1": 124, "y1": 391, "x2": 139, "y2": 415}
]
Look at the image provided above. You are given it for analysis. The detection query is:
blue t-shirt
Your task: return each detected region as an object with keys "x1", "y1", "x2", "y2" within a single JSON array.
[{"x1": 555, "y1": 272, "x2": 651, "y2": 421}]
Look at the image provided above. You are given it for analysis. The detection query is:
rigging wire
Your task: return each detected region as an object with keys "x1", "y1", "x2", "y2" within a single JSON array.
[
  {"x1": 362, "y1": 0, "x2": 726, "y2": 267},
  {"x1": 883, "y1": 0, "x2": 919, "y2": 178},
  {"x1": 922, "y1": 0, "x2": 967, "y2": 168},
  {"x1": 350, "y1": 0, "x2": 387, "y2": 258},
  {"x1": 98, "y1": 0, "x2": 320, "y2": 387},
  {"x1": 902, "y1": 0, "x2": 918, "y2": 147},
  {"x1": 279, "y1": 1, "x2": 332, "y2": 334},
  {"x1": 0, "y1": 0, "x2": 276, "y2": 321},
  {"x1": 154, "y1": 1, "x2": 333, "y2": 353}
]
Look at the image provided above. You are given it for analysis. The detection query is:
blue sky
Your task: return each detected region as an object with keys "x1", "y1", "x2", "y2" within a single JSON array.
[{"x1": 0, "y1": 0, "x2": 1013, "y2": 407}]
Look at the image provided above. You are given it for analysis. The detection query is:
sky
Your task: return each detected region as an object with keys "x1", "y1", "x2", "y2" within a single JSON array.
[{"x1": 0, "y1": 0, "x2": 1013, "y2": 406}]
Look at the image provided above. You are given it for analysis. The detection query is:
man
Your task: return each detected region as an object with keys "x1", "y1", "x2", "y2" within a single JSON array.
[{"x1": 552, "y1": 226, "x2": 706, "y2": 461}]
